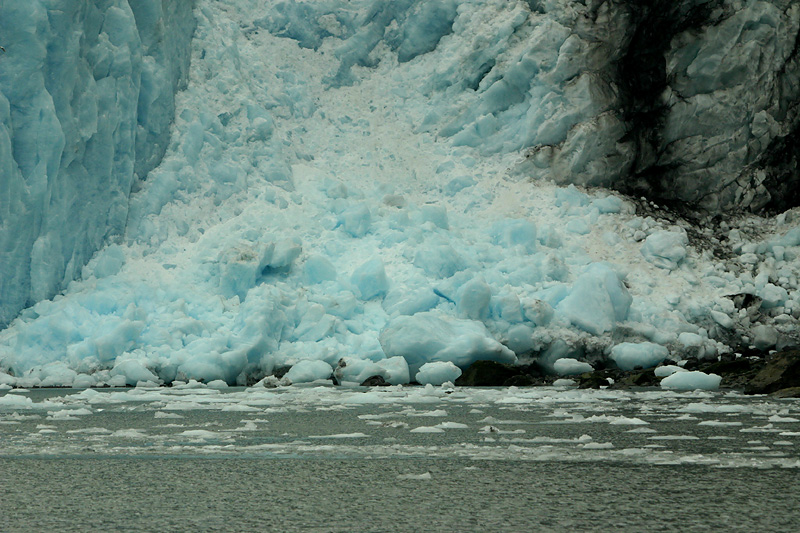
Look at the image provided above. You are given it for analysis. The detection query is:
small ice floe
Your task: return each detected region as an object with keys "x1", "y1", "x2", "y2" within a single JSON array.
[
  {"x1": 235, "y1": 421, "x2": 258, "y2": 432},
  {"x1": 608, "y1": 416, "x2": 649, "y2": 425},
  {"x1": 527, "y1": 435, "x2": 593, "y2": 444},
  {"x1": 698, "y1": 420, "x2": 743, "y2": 427},
  {"x1": 179, "y1": 430, "x2": 222, "y2": 440},
  {"x1": 110, "y1": 429, "x2": 148, "y2": 438},
  {"x1": 768, "y1": 415, "x2": 799, "y2": 423},
  {"x1": 660, "y1": 371, "x2": 721, "y2": 391},
  {"x1": 415, "y1": 361, "x2": 462, "y2": 385},
  {"x1": 408, "y1": 409, "x2": 448, "y2": 417},
  {"x1": 47, "y1": 408, "x2": 92, "y2": 421},
  {"x1": 397, "y1": 472, "x2": 432, "y2": 481},
  {"x1": 435, "y1": 421, "x2": 469, "y2": 429},
  {"x1": 478, "y1": 425, "x2": 524, "y2": 434},
  {"x1": 477, "y1": 416, "x2": 525, "y2": 425},
  {"x1": 740, "y1": 423, "x2": 783, "y2": 433},
  {"x1": 154, "y1": 411, "x2": 184, "y2": 419},
  {"x1": 654, "y1": 365, "x2": 687, "y2": 378},
  {"x1": 648, "y1": 435, "x2": 699, "y2": 440},
  {"x1": 582, "y1": 442, "x2": 614, "y2": 450},
  {"x1": 553, "y1": 358, "x2": 593, "y2": 376},
  {"x1": 410, "y1": 426, "x2": 445, "y2": 433},
  {"x1": 308, "y1": 433, "x2": 369, "y2": 438},
  {"x1": 221, "y1": 404, "x2": 261, "y2": 412},
  {"x1": 552, "y1": 379, "x2": 577, "y2": 387}
]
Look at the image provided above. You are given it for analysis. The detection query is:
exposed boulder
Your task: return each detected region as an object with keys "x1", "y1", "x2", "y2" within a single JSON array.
[
  {"x1": 455, "y1": 360, "x2": 542, "y2": 387},
  {"x1": 360, "y1": 375, "x2": 390, "y2": 387},
  {"x1": 745, "y1": 350, "x2": 800, "y2": 394}
]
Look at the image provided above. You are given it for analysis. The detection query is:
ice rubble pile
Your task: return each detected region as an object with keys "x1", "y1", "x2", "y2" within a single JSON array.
[
  {"x1": 1, "y1": 0, "x2": 800, "y2": 388},
  {"x1": 0, "y1": 0, "x2": 196, "y2": 327}
]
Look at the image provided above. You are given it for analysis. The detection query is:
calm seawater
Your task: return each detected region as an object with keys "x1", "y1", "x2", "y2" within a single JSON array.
[{"x1": 1, "y1": 385, "x2": 798, "y2": 532}]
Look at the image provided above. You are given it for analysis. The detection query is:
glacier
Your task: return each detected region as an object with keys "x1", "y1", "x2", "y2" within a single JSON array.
[
  {"x1": 0, "y1": 0, "x2": 196, "y2": 327},
  {"x1": 1, "y1": 0, "x2": 800, "y2": 388}
]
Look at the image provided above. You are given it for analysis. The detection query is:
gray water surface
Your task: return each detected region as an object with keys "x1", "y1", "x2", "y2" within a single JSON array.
[{"x1": 1, "y1": 385, "x2": 798, "y2": 531}]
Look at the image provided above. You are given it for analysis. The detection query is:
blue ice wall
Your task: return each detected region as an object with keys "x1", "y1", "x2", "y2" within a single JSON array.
[{"x1": 0, "y1": 0, "x2": 195, "y2": 327}]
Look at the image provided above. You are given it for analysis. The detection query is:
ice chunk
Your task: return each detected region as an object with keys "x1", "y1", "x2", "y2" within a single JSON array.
[
  {"x1": 504, "y1": 324, "x2": 536, "y2": 354},
  {"x1": 335, "y1": 356, "x2": 410, "y2": 385},
  {"x1": 640, "y1": 231, "x2": 688, "y2": 270},
  {"x1": 382, "y1": 288, "x2": 440, "y2": 316},
  {"x1": 304, "y1": 255, "x2": 337, "y2": 284},
  {"x1": 110, "y1": 360, "x2": 160, "y2": 387},
  {"x1": 557, "y1": 264, "x2": 631, "y2": 335},
  {"x1": 654, "y1": 365, "x2": 687, "y2": 377},
  {"x1": 351, "y1": 258, "x2": 390, "y2": 300},
  {"x1": 444, "y1": 176, "x2": 475, "y2": 196},
  {"x1": 660, "y1": 371, "x2": 721, "y2": 391},
  {"x1": 419, "y1": 205, "x2": 449, "y2": 230},
  {"x1": 456, "y1": 278, "x2": 492, "y2": 320},
  {"x1": 758, "y1": 284, "x2": 788, "y2": 309},
  {"x1": 339, "y1": 204, "x2": 371, "y2": 237},
  {"x1": 491, "y1": 219, "x2": 537, "y2": 253},
  {"x1": 414, "y1": 245, "x2": 466, "y2": 278},
  {"x1": 610, "y1": 342, "x2": 669, "y2": 371},
  {"x1": 415, "y1": 361, "x2": 462, "y2": 385},
  {"x1": 379, "y1": 311, "x2": 517, "y2": 376},
  {"x1": 285, "y1": 360, "x2": 333, "y2": 384},
  {"x1": 553, "y1": 358, "x2": 593, "y2": 376}
]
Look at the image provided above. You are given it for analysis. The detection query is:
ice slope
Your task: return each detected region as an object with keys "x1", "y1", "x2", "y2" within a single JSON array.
[
  {"x1": 0, "y1": 0, "x2": 196, "y2": 327},
  {"x1": 1, "y1": 0, "x2": 800, "y2": 387}
]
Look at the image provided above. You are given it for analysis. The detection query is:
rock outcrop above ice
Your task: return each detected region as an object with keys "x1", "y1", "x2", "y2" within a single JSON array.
[
  {"x1": 0, "y1": 0, "x2": 196, "y2": 327},
  {"x1": 745, "y1": 350, "x2": 800, "y2": 394}
]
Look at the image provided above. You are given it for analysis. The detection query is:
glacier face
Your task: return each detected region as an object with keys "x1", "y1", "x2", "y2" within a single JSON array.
[
  {"x1": 1, "y1": 0, "x2": 800, "y2": 388},
  {"x1": 0, "y1": 0, "x2": 195, "y2": 328}
]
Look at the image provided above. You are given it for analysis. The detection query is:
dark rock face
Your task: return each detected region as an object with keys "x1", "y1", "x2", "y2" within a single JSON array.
[
  {"x1": 745, "y1": 350, "x2": 800, "y2": 394},
  {"x1": 771, "y1": 386, "x2": 800, "y2": 398},
  {"x1": 271, "y1": 365, "x2": 292, "y2": 379},
  {"x1": 360, "y1": 375, "x2": 390, "y2": 387},
  {"x1": 513, "y1": 0, "x2": 800, "y2": 215},
  {"x1": 455, "y1": 360, "x2": 543, "y2": 387},
  {"x1": 614, "y1": 0, "x2": 725, "y2": 202}
]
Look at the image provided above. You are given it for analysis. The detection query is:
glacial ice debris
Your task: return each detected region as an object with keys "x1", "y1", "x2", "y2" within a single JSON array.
[
  {"x1": 379, "y1": 312, "x2": 517, "y2": 378},
  {"x1": 1, "y1": 0, "x2": 799, "y2": 387}
]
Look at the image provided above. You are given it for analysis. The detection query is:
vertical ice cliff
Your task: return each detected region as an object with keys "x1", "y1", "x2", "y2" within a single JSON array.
[{"x1": 0, "y1": 0, "x2": 195, "y2": 327}]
